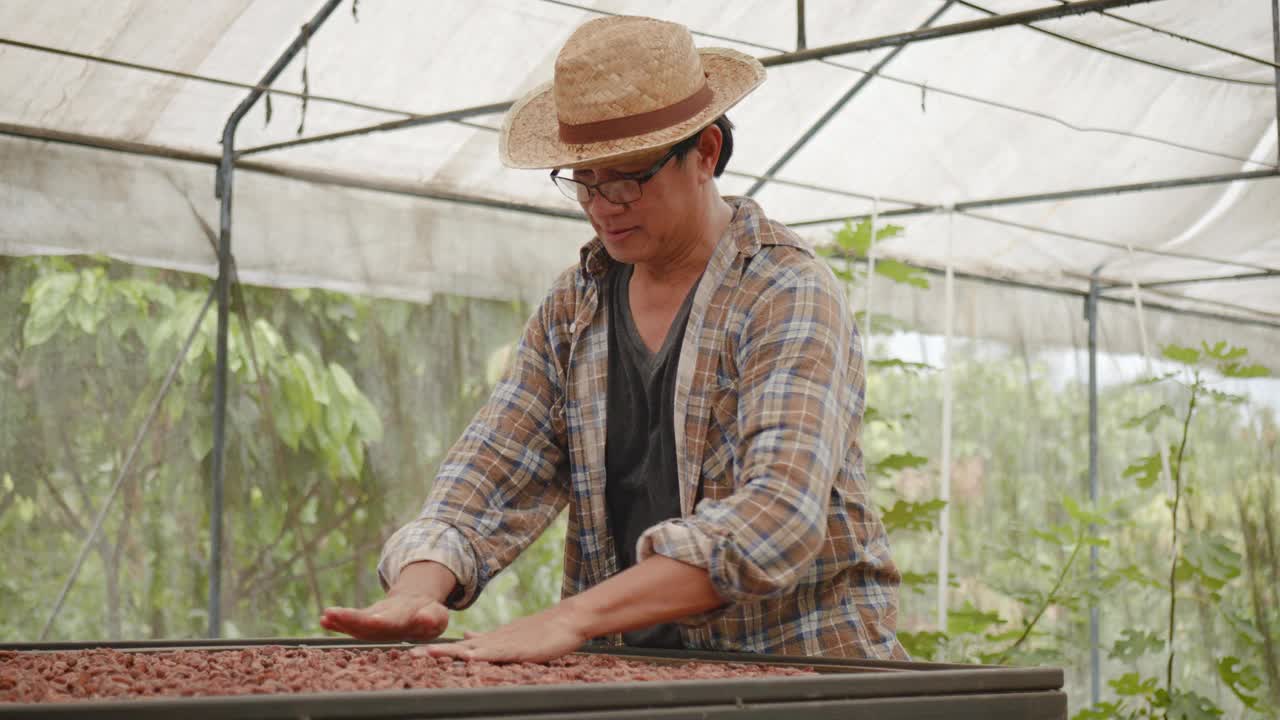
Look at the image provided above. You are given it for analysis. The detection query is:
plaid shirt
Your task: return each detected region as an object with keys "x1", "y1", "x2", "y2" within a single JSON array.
[{"x1": 380, "y1": 197, "x2": 906, "y2": 659}]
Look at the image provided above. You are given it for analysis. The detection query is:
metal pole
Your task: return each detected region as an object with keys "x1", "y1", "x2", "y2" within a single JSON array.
[
  {"x1": 1086, "y1": 270, "x2": 1102, "y2": 706},
  {"x1": 1099, "y1": 270, "x2": 1278, "y2": 291},
  {"x1": 790, "y1": 169, "x2": 1280, "y2": 227},
  {"x1": 795, "y1": 0, "x2": 806, "y2": 50},
  {"x1": 235, "y1": 100, "x2": 512, "y2": 157},
  {"x1": 759, "y1": 0, "x2": 1159, "y2": 68},
  {"x1": 209, "y1": 0, "x2": 343, "y2": 639},
  {"x1": 746, "y1": 2, "x2": 956, "y2": 198},
  {"x1": 1273, "y1": 0, "x2": 1279, "y2": 154},
  {"x1": 937, "y1": 212, "x2": 956, "y2": 643}
]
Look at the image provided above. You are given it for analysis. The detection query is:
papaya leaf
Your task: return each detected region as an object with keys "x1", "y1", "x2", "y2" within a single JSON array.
[
  {"x1": 870, "y1": 452, "x2": 929, "y2": 476},
  {"x1": 869, "y1": 358, "x2": 937, "y2": 373},
  {"x1": 1062, "y1": 495, "x2": 1110, "y2": 527},
  {"x1": 1123, "y1": 452, "x2": 1165, "y2": 490},
  {"x1": 1203, "y1": 388, "x2": 1245, "y2": 405},
  {"x1": 1072, "y1": 701, "x2": 1127, "y2": 720},
  {"x1": 1156, "y1": 689, "x2": 1223, "y2": 720},
  {"x1": 1216, "y1": 656, "x2": 1262, "y2": 710},
  {"x1": 1134, "y1": 370, "x2": 1178, "y2": 386},
  {"x1": 898, "y1": 630, "x2": 947, "y2": 661},
  {"x1": 947, "y1": 602, "x2": 1003, "y2": 637},
  {"x1": 1221, "y1": 609, "x2": 1264, "y2": 649},
  {"x1": 1180, "y1": 533, "x2": 1241, "y2": 590},
  {"x1": 880, "y1": 498, "x2": 946, "y2": 534},
  {"x1": 1216, "y1": 362, "x2": 1269, "y2": 379},
  {"x1": 1161, "y1": 343, "x2": 1201, "y2": 366},
  {"x1": 1122, "y1": 404, "x2": 1174, "y2": 431},
  {"x1": 1108, "y1": 629, "x2": 1164, "y2": 662},
  {"x1": 832, "y1": 219, "x2": 872, "y2": 255},
  {"x1": 1103, "y1": 563, "x2": 1162, "y2": 591},
  {"x1": 875, "y1": 259, "x2": 930, "y2": 289},
  {"x1": 1109, "y1": 672, "x2": 1158, "y2": 698},
  {"x1": 1199, "y1": 340, "x2": 1247, "y2": 362}
]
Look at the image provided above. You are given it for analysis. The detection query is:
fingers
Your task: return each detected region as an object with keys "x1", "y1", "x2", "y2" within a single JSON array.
[
  {"x1": 416, "y1": 642, "x2": 475, "y2": 661},
  {"x1": 321, "y1": 602, "x2": 448, "y2": 642},
  {"x1": 320, "y1": 606, "x2": 400, "y2": 641}
]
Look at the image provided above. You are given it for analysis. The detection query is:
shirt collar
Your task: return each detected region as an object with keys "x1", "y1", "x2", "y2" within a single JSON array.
[{"x1": 577, "y1": 196, "x2": 788, "y2": 283}]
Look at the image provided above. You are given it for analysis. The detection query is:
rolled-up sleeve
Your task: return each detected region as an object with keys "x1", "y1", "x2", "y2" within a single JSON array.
[
  {"x1": 377, "y1": 523, "x2": 480, "y2": 607},
  {"x1": 377, "y1": 288, "x2": 573, "y2": 610},
  {"x1": 638, "y1": 262, "x2": 853, "y2": 615}
]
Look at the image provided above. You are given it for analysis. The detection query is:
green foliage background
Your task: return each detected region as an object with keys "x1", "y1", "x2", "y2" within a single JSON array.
[{"x1": 1, "y1": 244, "x2": 1276, "y2": 717}]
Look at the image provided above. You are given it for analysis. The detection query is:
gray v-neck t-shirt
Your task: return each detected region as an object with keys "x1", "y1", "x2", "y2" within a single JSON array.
[{"x1": 604, "y1": 262, "x2": 699, "y2": 649}]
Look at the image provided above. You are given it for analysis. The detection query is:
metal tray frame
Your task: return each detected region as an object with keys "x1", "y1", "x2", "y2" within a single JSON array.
[{"x1": 0, "y1": 637, "x2": 1067, "y2": 719}]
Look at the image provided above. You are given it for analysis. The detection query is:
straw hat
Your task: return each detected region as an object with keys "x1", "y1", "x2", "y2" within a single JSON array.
[{"x1": 499, "y1": 16, "x2": 766, "y2": 170}]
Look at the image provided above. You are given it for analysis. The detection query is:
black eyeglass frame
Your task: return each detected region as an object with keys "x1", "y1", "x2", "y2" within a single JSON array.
[{"x1": 549, "y1": 145, "x2": 681, "y2": 205}]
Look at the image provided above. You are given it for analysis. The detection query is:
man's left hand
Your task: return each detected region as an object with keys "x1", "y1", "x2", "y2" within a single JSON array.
[{"x1": 413, "y1": 605, "x2": 589, "y2": 663}]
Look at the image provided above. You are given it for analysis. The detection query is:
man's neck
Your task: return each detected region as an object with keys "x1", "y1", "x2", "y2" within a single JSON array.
[{"x1": 632, "y1": 195, "x2": 733, "y2": 293}]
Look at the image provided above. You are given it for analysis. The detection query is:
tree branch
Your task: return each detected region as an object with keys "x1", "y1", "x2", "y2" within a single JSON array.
[
  {"x1": 236, "y1": 494, "x2": 364, "y2": 601},
  {"x1": 998, "y1": 530, "x2": 1084, "y2": 664}
]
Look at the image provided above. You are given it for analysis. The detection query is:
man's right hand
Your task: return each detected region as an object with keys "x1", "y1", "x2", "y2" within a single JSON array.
[
  {"x1": 320, "y1": 592, "x2": 450, "y2": 642},
  {"x1": 321, "y1": 560, "x2": 458, "y2": 641}
]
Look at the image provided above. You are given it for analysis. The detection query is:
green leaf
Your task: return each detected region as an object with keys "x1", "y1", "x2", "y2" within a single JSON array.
[
  {"x1": 1221, "y1": 609, "x2": 1264, "y2": 649},
  {"x1": 1032, "y1": 523, "x2": 1075, "y2": 547},
  {"x1": 1072, "y1": 701, "x2": 1127, "y2": 720},
  {"x1": 351, "y1": 394, "x2": 384, "y2": 443},
  {"x1": 1216, "y1": 656, "x2": 1262, "y2": 710},
  {"x1": 869, "y1": 358, "x2": 937, "y2": 373},
  {"x1": 1122, "y1": 404, "x2": 1174, "y2": 431},
  {"x1": 1062, "y1": 495, "x2": 1110, "y2": 527},
  {"x1": 1109, "y1": 672, "x2": 1158, "y2": 698},
  {"x1": 1161, "y1": 343, "x2": 1201, "y2": 366},
  {"x1": 22, "y1": 272, "x2": 79, "y2": 346},
  {"x1": 876, "y1": 224, "x2": 905, "y2": 243},
  {"x1": 898, "y1": 630, "x2": 947, "y2": 661},
  {"x1": 1199, "y1": 340, "x2": 1247, "y2": 362},
  {"x1": 1122, "y1": 451, "x2": 1169, "y2": 490},
  {"x1": 1108, "y1": 629, "x2": 1164, "y2": 662},
  {"x1": 880, "y1": 498, "x2": 946, "y2": 534},
  {"x1": 323, "y1": 373, "x2": 356, "y2": 445},
  {"x1": 874, "y1": 259, "x2": 930, "y2": 289},
  {"x1": 870, "y1": 452, "x2": 929, "y2": 476},
  {"x1": 328, "y1": 362, "x2": 361, "y2": 404},
  {"x1": 1216, "y1": 362, "x2": 1269, "y2": 379},
  {"x1": 947, "y1": 602, "x2": 1003, "y2": 637},
  {"x1": 1135, "y1": 370, "x2": 1178, "y2": 386},
  {"x1": 1203, "y1": 388, "x2": 1245, "y2": 405},
  {"x1": 1156, "y1": 689, "x2": 1223, "y2": 720},
  {"x1": 1102, "y1": 564, "x2": 1162, "y2": 591},
  {"x1": 1180, "y1": 532, "x2": 1241, "y2": 590},
  {"x1": 832, "y1": 219, "x2": 872, "y2": 255}
]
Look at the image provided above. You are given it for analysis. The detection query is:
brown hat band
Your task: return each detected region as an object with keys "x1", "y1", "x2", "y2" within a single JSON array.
[{"x1": 558, "y1": 80, "x2": 713, "y2": 145}]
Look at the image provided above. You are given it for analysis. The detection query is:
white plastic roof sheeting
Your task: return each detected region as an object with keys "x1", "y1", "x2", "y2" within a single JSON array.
[{"x1": 2, "y1": 0, "x2": 1278, "y2": 351}]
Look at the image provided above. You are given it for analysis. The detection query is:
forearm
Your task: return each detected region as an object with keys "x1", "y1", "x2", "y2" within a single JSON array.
[
  {"x1": 389, "y1": 561, "x2": 459, "y2": 604},
  {"x1": 559, "y1": 556, "x2": 725, "y2": 638}
]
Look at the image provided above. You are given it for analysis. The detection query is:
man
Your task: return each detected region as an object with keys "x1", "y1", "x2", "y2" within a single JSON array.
[{"x1": 321, "y1": 15, "x2": 905, "y2": 663}]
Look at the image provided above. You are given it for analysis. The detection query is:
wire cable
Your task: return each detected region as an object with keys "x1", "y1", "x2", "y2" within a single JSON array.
[
  {"x1": 1050, "y1": 0, "x2": 1279, "y2": 70},
  {"x1": 956, "y1": 0, "x2": 1272, "y2": 86}
]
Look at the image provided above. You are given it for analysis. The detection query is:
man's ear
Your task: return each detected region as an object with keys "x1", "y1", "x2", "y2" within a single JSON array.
[{"x1": 695, "y1": 126, "x2": 723, "y2": 180}]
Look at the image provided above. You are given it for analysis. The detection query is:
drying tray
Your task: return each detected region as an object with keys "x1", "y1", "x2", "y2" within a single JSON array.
[{"x1": 0, "y1": 637, "x2": 1067, "y2": 719}]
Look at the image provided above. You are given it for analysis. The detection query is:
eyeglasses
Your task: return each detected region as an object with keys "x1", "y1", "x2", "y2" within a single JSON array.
[{"x1": 550, "y1": 146, "x2": 679, "y2": 205}]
